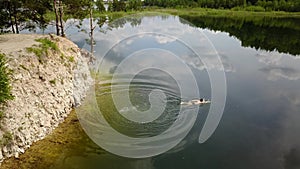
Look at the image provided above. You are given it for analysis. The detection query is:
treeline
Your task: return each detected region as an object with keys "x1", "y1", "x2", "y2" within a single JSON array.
[
  {"x1": 107, "y1": 0, "x2": 300, "y2": 12},
  {"x1": 107, "y1": 0, "x2": 143, "y2": 11},
  {"x1": 143, "y1": 0, "x2": 300, "y2": 11},
  {"x1": 0, "y1": 0, "x2": 106, "y2": 34}
]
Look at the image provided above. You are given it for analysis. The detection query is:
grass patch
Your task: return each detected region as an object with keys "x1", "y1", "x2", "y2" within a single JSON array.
[
  {"x1": 26, "y1": 38, "x2": 59, "y2": 64},
  {"x1": 148, "y1": 7, "x2": 300, "y2": 18},
  {"x1": 105, "y1": 7, "x2": 300, "y2": 18},
  {"x1": 26, "y1": 47, "x2": 44, "y2": 63},
  {"x1": 0, "y1": 111, "x2": 4, "y2": 119},
  {"x1": 1, "y1": 131, "x2": 13, "y2": 146},
  {"x1": 60, "y1": 53, "x2": 65, "y2": 61},
  {"x1": 35, "y1": 38, "x2": 59, "y2": 51},
  {"x1": 68, "y1": 56, "x2": 75, "y2": 63},
  {"x1": 49, "y1": 79, "x2": 56, "y2": 85},
  {"x1": 0, "y1": 53, "x2": 13, "y2": 105}
]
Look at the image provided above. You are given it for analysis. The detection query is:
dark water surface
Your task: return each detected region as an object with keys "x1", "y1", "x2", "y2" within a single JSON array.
[{"x1": 14, "y1": 14, "x2": 300, "y2": 169}]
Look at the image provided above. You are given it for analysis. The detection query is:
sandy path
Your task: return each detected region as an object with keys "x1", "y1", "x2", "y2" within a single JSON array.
[{"x1": 0, "y1": 34, "x2": 47, "y2": 55}]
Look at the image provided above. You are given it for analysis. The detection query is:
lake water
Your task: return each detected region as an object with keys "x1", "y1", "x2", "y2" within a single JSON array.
[{"x1": 14, "y1": 13, "x2": 300, "y2": 169}]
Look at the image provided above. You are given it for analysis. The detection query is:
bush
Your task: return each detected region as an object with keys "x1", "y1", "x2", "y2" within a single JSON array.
[
  {"x1": 0, "y1": 111, "x2": 3, "y2": 119},
  {"x1": 0, "y1": 53, "x2": 13, "y2": 104},
  {"x1": 244, "y1": 5, "x2": 265, "y2": 11},
  {"x1": 231, "y1": 6, "x2": 242, "y2": 11},
  {"x1": 1, "y1": 131, "x2": 13, "y2": 146}
]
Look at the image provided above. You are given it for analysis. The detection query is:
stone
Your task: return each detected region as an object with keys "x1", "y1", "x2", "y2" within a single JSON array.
[{"x1": 14, "y1": 152, "x2": 19, "y2": 159}]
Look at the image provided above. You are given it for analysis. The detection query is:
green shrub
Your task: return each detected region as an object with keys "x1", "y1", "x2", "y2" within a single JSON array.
[
  {"x1": 231, "y1": 6, "x2": 242, "y2": 11},
  {"x1": 0, "y1": 53, "x2": 13, "y2": 104},
  {"x1": 0, "y1": 111, "x2": 3, "y2": 119},
  {"x1": 1, "y1": 131, "x2": 13, "y2": 146},
  {"x1": 49, "y1": 79, "x2": 56, "y2": 85},
  {"x1": 26, "y1": 46, "x2": 43, "y2": 60},
  {"x1": 244, "y1": 5, "x2": 265, "y2": 12},
  {"x1": 68, "y1": 56, "x2": 75, "y2": 63},
  {"x1": 35, "y1": 38, "x2": 59, "y2": 51},
  {"x1": 231, "y1": 5, "x2": 265, "y2": 12}
]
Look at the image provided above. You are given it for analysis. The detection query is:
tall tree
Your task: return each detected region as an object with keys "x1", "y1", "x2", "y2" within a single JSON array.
[
  {"x1": 58, "y1": 0, "x2": 65, "y2": 37},
  {"x1": 0, "y1": 0, "x2": 52, "y2": 34},
  {"x1": 95, "y1": 0, "x2": 106, "y2": 12},
  {"x1": 89, "y1": 1, "x2": 95, "y2": 57},
  {"x1": 54, "y1": 0, "x2": 60, "y2": 35}
]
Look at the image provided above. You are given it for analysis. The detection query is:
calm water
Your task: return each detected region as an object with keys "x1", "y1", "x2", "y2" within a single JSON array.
[{"x1": 20, "y1": 14, "x2": 300, "y2": 169}]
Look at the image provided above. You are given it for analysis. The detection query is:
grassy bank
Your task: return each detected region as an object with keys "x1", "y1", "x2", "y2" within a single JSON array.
[
  {"x1": 44, "y1": 7, "x2": 300, "y2": 22},
  {"x1": 95, "y1": 7, "x2": 300, "y2": 19},
  {"x1": 149, "y1": 7, "x2": 300, "y2": 18}
]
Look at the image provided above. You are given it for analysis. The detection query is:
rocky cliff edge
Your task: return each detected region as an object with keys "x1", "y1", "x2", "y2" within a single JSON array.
[{"x1": 0, "y1": 34, "x2": 93, "y2": 162}]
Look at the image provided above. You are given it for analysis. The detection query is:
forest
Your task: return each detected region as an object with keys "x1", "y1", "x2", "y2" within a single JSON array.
[
  {"x1": 0, "y1": 0, "x2": 299, "y2": 34},
  {"x1": 143, "y1": 0, "x2": 300, "y2": 11}
]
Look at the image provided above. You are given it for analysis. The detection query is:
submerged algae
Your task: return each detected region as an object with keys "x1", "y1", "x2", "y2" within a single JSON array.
[{"x1": 1, "y1": 111, "x2": 104, "y2": 169}]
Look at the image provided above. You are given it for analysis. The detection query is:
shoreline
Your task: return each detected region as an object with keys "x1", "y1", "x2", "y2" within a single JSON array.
[
  {"x1": 0, "y1": 34, "x2": 93, "y2": 164},
  {"x1": 0, "y1": 110, "x2": 94, "y2": 169},
  {"x1": 89, "y1": 8, "x2": 300, "y2": 20}
]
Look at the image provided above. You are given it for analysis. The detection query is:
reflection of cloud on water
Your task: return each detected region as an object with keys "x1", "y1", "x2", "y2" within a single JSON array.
[
  {"x1": 219, "y1": 54, "x2": 235, "y2": 72},
  {"x1": 264, "y1": 89, "x2": 300, "y2": 169},
  {"x1": 256, "y1": 51, "x2": 283, "y2": 65},
  {"x1": 93, "y1": 16, "x2": 189, "y2": 56},
  {"x1": 257, "y1": 50, "x2": 300, "y2": 81},
  {"x1": 285, "y1": 94, "x2": 300, "y2": 107},
  {"x1": 260, "y1": 66, "x2": 300, "y2": 81},
  {"x1": 92, "y1": 15, "x2": 223, "y2": 70},
  {"x1": 221, "y1": 88, "x2": 300, "y2": 169},
  {"x1": 284, "y1": 148, "x2": 300, "y2": 169},
  {"x1": 155, "y1": 35, "x2": 176, "y2": 44},
  {"x1": 183, "y1": 53, "x2": 235, "y2": 72}
]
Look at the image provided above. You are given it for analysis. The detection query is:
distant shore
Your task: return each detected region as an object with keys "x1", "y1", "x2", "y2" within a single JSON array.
[{"x1": 88, "y1": 7, "x2": 300, "y2": 20}]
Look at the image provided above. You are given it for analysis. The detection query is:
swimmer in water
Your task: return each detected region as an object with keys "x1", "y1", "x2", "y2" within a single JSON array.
[{"x1": 180, "y1": 98, "x2": 211, "y2": 106}]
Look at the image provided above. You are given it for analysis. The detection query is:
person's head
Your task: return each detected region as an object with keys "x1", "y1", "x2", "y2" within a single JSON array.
[{"x1": 200, "y1": 98, "x2": 203, "y2": 102}]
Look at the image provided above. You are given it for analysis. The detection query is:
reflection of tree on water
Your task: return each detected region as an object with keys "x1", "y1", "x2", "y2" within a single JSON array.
[
  {"x1": 107, "y1": 16, "x2": 142, "y2": 29},
  {"x1": 181, "y1": 15, "x2": 300, "y2": 55}
]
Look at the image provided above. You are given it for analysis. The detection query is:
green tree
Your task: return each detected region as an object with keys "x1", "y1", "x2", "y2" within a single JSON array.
[
  {"x1": 0, "y1": 0, "x2": 52, "y2": 34},
  {"x1": 0, "y1": 0, "x2": 23, "y2": 33},
  {"x1": 278, "y1": 0, "x2": 287, "y2": 10},
  {"x1": 109, "y1": 0, "x2": 126, "y2": 12},
  {"x1": 127, "y1": 0, "x2": 143, "y2": 11},
  {"x1": 63, "y1": 0, "x2": 91, "y2": 18},
  {"x1": 0, "y1": 2, "x2": 11, "y2": 33},
  {"x1": 95, "y1": 0, "x2": 105, "y2": 12}
]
